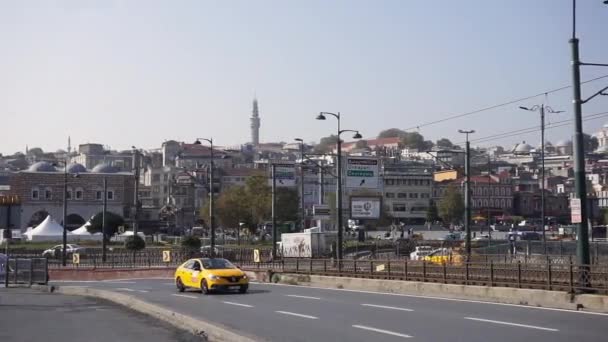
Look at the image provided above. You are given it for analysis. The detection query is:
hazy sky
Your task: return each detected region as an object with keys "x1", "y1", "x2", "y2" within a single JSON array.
[{"x1": 1, "y1": 0, "x2": 607, "y2": 155}]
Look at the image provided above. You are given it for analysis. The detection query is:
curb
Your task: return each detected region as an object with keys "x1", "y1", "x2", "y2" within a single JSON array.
[{"x1": 51, "y1": 286, "x2": 259, "y2": 342}]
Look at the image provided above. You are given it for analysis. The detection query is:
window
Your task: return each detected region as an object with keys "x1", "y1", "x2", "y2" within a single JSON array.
[
  {"x1": 163, "y1": 186, "x2": 168, "y2": 193},
  {"x1": 386, "y1": 193, "x2": 395, "y2": 198},
  {"x1": 96, "y1": 191, "x2": 103, "y2": 200},
  {"x1": 392, "y1": 203, "x2": 406, "y2": 212},
  {"x1": 164, "y1": 174, "x2": 168, "y2": 181},
  {"x1": 107, "y1": 191, "x2": 114, "y2": 200},
  {"x1": 501, "y1": 199, "x2": 506, "y2": 208},
  {"x1": 31, "y1": 188, "x2": 39, "y2": 200},
  {"x1": 152, "y1": 174, "x2": 160, "y2": 182},
  {"x1": 483, "y1": 199, "x2": 488, "y2": 207},
  {"x1": 66, "y1": 187, "x2": 73, "y2": 200},
  {"x1": 385, "y1": 179, "x2": 394, "y2": 186},
  {"x1": 45, "y1": 188, "x2": 52, "y2": 200},
  {"x1": 398, "y1": 193, "x2": 407, "y2": 198},
  {"x1": 409, "y1": 193, "x2": 418, "y2": 199},
  {"x1": 153, "y1": 186, "x2": 160, "y2": 193},
  {"x1": 421, "y1": 193, "x2": 430, "y2": 199},
  {"x1": 75, "y1": 188, "x2": 83, "y2": 200}
]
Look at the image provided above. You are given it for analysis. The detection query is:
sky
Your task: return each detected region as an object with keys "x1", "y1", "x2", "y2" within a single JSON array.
[{"x1": 1, "y1": 0, "x2": 607, "y2": 155}]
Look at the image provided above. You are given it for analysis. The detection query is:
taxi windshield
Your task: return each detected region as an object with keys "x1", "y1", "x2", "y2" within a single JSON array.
[{"x1": 201, "y1": 258, "x2": 236, "y2": 270}]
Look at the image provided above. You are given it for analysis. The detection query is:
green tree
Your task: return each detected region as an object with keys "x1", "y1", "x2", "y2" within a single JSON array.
[
  {"x1": 216, "y1": 185, "x2": 253, "y2": 228},
  {"x1": 378, "y1": 128, "x2": 407, "y2": 139},
  {"x1": 314, "y1": 135, "x2": 339, "y2": 154},
  {"x1": 438, "y1": 185, "x2": 464, "y2": 224},
  {"x1": 584, "y1": 133, "x2": 599, "y2": 153},
  {"x1": 124, "y1": 235, "x2": 145, "y2": 252},
  {"x1": 181, "y1": 235, "x2": 202, "y2": 253},
  {"x1": 426, "y1": 200, "x2": 439, "y2": 223},
  {"x1": 87, "y1": 212, "x2": 125, "y2": 239},
  {"x1": 275, "y1": 188, "x2": 299, "y2": 222},
  {"x1": 436, "y1": 138, "x2": 454, "y2": 149},
  {"x1": 355, "y1": 140, "x2": 369, "y2": 149},
  {"x1": 245, "y1": 175, "x2": 272, "y2": 226}
]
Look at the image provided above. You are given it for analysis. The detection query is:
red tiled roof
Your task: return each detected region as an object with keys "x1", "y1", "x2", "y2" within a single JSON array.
[
  {"x1": 221, "y1": 168, "x2": 264, "y2": 177},
  {"x1": 337, "y1": 137, "x2": 401, "y2": 150}
]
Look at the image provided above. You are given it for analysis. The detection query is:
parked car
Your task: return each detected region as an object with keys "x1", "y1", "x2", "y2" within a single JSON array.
[
  {"x1": 42, "y1": 244, "x2": 86, "y2": 258},
  {"x1": 441, "y1": 232, "x2": 462, "y2": 241},
  {"x1": 472, "y1": 234, "x2": 490, "y2": 241}
]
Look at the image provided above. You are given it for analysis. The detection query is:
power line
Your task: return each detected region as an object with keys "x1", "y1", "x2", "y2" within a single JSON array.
[{"x1": 404, "y1": 74, "x2": 608, "y2": 131}]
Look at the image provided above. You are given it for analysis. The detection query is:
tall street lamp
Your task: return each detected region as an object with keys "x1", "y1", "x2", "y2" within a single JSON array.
[
  {"x1": 570, "y1": 0, "x2": 608, "y2": 285},
  {"x1": 295, "y1": 138, "x2": 306, "y2": 231},
  {"x1": 194, "y1": 138, "x2": 216, "y2": 257},
  {"x1": 316, "y1": 112, "x2": 362, "y2": 260},
  {"x1": 519, "y1": 104, "x2": 563, "y2": 254},
  {"x1": 458, "y1": 129, "x2": 475, "y2": 260}
]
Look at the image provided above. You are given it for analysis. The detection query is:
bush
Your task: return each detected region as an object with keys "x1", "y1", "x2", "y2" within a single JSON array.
[
  {"x1": 181, "y1": 235, "x2": 201, "y2": 252},
  {"x1": 124, "y1": 235, "x2": 146, "y2": 252}
]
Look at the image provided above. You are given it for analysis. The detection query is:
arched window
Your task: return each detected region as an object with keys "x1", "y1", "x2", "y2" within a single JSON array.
[
  {"x1": 44, "y1": 187, "x2": 52, "y2": 200},
  {"x1": 483, "y1": 199, "x2": 488, "y2": 207},
  {"x1": 75, "y1": 187, "x2": 84, "y2": 200},
  {"x1": 31, "y1": 187, "x2": 40, "y2": 200},
  {"x1": 66, "y1": 187, "x2": 73, "y2": 200}
]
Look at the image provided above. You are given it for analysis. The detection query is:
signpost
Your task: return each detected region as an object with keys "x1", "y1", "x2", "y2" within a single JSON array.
[
  {"x1": 346, "y1": 157, "x2": 379, "y2": 189},
  {"x1": 313, "y1": 205, "x2": 331, "y2": 220},
  {"x1": 350, "y1": 197, "x2": 381, "y2": 219},
  {"x1": 571, "y1": 198, "x2": 582, "y2": 224},
  {"x1": 269, "y1": 163, "x2": 296, "y2": 187},
  {"x1": 162, "y1": 250, "x2": 171, "y2": 263},
  {"x1": 72, "y1": 253, "x2": 80, "y2": 265}
]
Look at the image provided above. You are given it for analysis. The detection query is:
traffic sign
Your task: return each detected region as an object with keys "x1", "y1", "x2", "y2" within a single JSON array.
[
  {"x1": 346, "y1": 157, "x2": 379, "y2": 189},
  {"x1": 270, "y1": 163, "x2": 296, "y2": 187},
  {"x1": 375, "y1": 264, "x2": 385, "y2": 272},
  {"x1": 253, "y1": 249, "x2": 261, "y2": 263},
  {"x1": 72, "y1": 253, "x2": 80, "y2": 265},
  {"x1": 162, "y1": 250, "x2": 171, "y2": 263},
  {"x1": 350, "y1": 196, "x2": 381, "y2": 219},
  {"x1": 571, "y1": 198, "x2": 582, "y2": 223},
  {"x1": 313, "y1": 205, "x2": 331, "y2": 220}
]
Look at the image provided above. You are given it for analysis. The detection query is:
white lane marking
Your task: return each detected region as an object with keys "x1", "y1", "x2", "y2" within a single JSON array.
[
  {"x1": 352, "y1": 325, "x2": 412, "y2": 338},
  {"x1": 164, "y1": 283, "x2": 175, "y2": 286},
  {"x1": 464, "y1": 317, "x2": 559, "y2": 332},
  {"x1": 137, "y1": 290, "x2": 149, "y2": 293},
  {"x1": 102, "y1": 281, "x2": 137, "y2": 284},
  {"x1": 171, "y1": 294, "x2": 198, "y2": 299},
  {"x1": 116, "y1": 288, "x2": 136, "y2": 292},
  {"x1": 285, "y1": 294, "x2": 321, "y2": 300},
  {"x1": 275, "y1": 311, "x2": 318, "y2": 319},
  {"x1": 252, "y1": 282, "x2": 608, "y2": 317},
  {"x1": 222, "y1": 301, "x2": 253, "y2": 308},
  {"x1": 361, "y1": 303, "x2": 413, "y2": 312}
]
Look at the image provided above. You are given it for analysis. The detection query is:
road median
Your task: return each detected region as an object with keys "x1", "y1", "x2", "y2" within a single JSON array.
[{"x1": 52, "y1": 285, "x2": 259, "y2": 342}]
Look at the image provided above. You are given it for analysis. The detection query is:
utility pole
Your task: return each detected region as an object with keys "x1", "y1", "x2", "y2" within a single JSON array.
[
  {"x1": 295, "y1": 138, "x2": 306, "y2": 230},
  {"x1": 102, "y1": 178, "x2": 107, "y2": 263},
  {"x1": 459, "y1": 129, "x2": 475, "y2": 260},
  {"x1": 194, "y1": 138, "x2": 215, "y2": 257},
  {"x1": 132, "y1": 147, "x2": 140, "y2": 235},
  {"x1": 271, "y1": 163, "x2": 277, "y2": 259},
  {"x1": 62, "y1": 163, "x2": 68, "y2": 267},
  {"x1": 487, "y1": 154, "x2": 492, "y2": 249}
]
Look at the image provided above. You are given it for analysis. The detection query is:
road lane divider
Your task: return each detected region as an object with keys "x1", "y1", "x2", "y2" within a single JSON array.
[
  {"x1": 352, "y1": 325, "x2": 412, "y2": 338},
  {"x1": 285, "y1": 294, "x2": 321, "y2": 300},
  {"x1": 464, "y1": 317, "x2": 559, "y2": 332},
  {"x1": 361, "y1": 304, "x2": 414, "y2": 312},
  {"x1": 171, "y1": 294, "x2": 198, "y2": 299},
  {"x1": 222, "y1": 301, "x2": 253, "y2": 308},
  {"x1": 116, "y1": 288, "x2": 136, "y2": 292},
  {"x1": 275, "y1": 311, "x2": 318, "y2": 319}
]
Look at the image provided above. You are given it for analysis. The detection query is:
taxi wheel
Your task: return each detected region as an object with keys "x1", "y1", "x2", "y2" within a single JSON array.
[
  {"x1": 176, "y1": 277, "x2": 185, "y2": 293},
  {"x1": 201, "y1": 279, "x2": 210, "y2": 295},
  {"x1": 239, "y1": 285, "x2": 248, "y2": 294}
]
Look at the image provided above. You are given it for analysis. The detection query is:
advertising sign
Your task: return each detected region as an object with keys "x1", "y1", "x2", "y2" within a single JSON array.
[
  {"x1": 270, "y1": 163, "x2": 296, "y2": 187},
  {"x1": 570, "y1": 198, "x2": 582, "y2": 224},
  {"x1": 313, "y1": 205, "x2": 331, "y2": 220},
  {"x1": 350, "y1": 197, "x2": 381, "y2": 219},
  {"x1": 346, "y1": 157, "x2": 379, "y2": 189}
]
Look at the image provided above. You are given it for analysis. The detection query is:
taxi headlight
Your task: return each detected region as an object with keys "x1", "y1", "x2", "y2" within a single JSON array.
[
  {"x1": 209, "y1": 274, "x2": 220, "y2": 280},
  {"x1": 242, "y1": 274, "x2": 247, "y2": 279}
]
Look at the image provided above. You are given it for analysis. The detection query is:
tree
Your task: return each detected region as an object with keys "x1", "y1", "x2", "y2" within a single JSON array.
[
  {"x1": 400, "y1": 132, "x2": 427, "y2": 150},
  {"x1": 426, "y1": 200, "x2": 439, "y2": 223},
  {"x1": 87, "y1": 212, "x2": 125, "y2": 239},
  {"x1": 436, "y1": 138, "x2": 454, "y2": 149},
  {"x1": 124, "y1": 235, "x2": 145, "y2": 252},
  {"x1": 314, "y1": 134, "x2": 339, "y2": 154},
  {"x1": 181, "y1": 235, "x2": 202, "y2": 253},
  {"x1": 438, "y1": 185, "x2": 464, "y2": 224},
  {"x1": 275, "y1": 188, "x2": 299, "y2": 222},
  {"x1": 355, "y1": 140, "x2": 368, "y2": 149},
  {"x1": 245, "y1": 175, "x2": 272, "y2": 226},
  {"x1": 583, "y1": 133, "x2": 599, "y2": 153},
  {"x1": 216, "y1": 185, "x2": 252, "y2": 228},
  {"x1": 378, "y1": 128, "x2": 407, "y2": 139}
]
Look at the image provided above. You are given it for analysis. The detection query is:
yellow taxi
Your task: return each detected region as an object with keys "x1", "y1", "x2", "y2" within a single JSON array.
[
  {"x1": 422, "y1": 249, "x2": 464, "y2": 266},
  {"x1": 174, "y1": 258, "x2": 249, "y2": 294}
]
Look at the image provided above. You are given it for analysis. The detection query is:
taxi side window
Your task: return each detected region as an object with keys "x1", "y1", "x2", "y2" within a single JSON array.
[
  {"x1": 183, "y1": 260, "x2": 195, "y2": 269},
  {"x1": 192, "y1": 261, "x2": 201, "y2": 271}
]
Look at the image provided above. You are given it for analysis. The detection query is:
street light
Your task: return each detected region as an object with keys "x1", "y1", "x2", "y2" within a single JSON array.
[
  {"x1": 519, "y1": 105, "x2": 563, "y2": 254},
  {"x1": 316, "y1": 111, "x2": 362, "y2": 260},
  {"x1": 295, "y1": 138, "x2": 306, "y2": 231},
  {"x1": 194, "y1": 138, "x2": 216, "y2": 257},
  {"x1": 458, "y1": 129, "x2": 475, "y2": 260}
]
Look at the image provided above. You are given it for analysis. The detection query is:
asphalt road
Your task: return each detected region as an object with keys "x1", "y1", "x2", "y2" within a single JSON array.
[
  {"x1": 0, "y1": 287, "x2": 201, "y2": 342},
  {"x1": 51, "y1": 278, "x2": 608, "y2": 342}
]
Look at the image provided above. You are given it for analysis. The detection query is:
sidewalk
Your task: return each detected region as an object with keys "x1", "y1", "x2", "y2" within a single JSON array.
[{"x1": 0, "y1": 288, "x2": 202, "y2": 342}]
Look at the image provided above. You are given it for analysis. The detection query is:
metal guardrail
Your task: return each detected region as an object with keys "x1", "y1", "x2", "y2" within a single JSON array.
[
  {"x1": 2, "y1": 257, "x2": 48, "y2": 286},
  {"x1": 239, "y1": 258, "x2": 608, "y2": 294}
]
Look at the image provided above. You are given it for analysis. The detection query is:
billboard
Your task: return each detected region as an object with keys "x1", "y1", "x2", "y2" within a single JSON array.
[
  {"x1": 346, "y1": 157, "x2": 379, "y2": 189},
  {"x1": 270, "y1": 163, "x2": 296, "y2": 187},
  {"x1": 350, "y1": 196, "x2": 381, "y2": 219}
]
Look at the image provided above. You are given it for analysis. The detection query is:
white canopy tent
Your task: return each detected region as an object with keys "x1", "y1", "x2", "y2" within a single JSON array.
[
  {"x1": 24, "y1": 215, "x2": 76, "y2": 242},
  {"x1": 71, "y1": 221, "x2": 102, "y2": 241}
]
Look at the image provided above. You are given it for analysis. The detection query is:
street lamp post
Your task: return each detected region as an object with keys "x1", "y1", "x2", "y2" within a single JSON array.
[
  {"x1": 62, "y1": 165, "x2": 68, "y2": 266},
  {"x1": 570, "y1": 0, "x2": 608, "y2": 285},
  {"x1": 458, "y1": 129, "x2": 475, "y2": 261},
  {"x1": 194, "y1": 138, "x2": 215, "y2": 257},
  {"x1": 519, "y1": 105, "x2": 563, "y2": 255},
  {"x1": 316, "y1": 112, "x2": 362, "y2": 260},
  {"x1": 295, "y1": 138, "x2": 306, "y2": 231}
]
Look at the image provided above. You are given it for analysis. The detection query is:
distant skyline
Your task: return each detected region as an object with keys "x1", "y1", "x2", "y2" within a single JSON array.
[{"x1": 1, "y1": 0, "x2": 607, "y2": 155}]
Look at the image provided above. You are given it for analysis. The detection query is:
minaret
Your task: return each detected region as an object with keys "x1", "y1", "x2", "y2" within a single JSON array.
[{"x1": 250, "y1": 98, "x2": 260, "y2": 146}]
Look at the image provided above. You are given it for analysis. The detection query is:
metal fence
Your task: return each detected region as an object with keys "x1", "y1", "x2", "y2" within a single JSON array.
[
  {"x1": 2, "y1": 258, "x2": 48, "y2": 286},
  {"x1": 239, "y1": 258, "x2": 608, "y2": 294}
]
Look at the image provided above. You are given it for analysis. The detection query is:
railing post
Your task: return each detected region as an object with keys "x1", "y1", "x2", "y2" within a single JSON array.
[
  {"x1": 14, "y1": 258, "x2": 19, "y2": 284},
  {"x1": 490, "y1": 261, "x2": 494, "y2": 287},
  {"x1": 547, "y1": 262, "x2": 552, "y2": 291},
  {"x1": 387, "y1": 260, "x2": 391, "y2": 279},
  {"x1": 370, "y1": 260, "x2": 373, "y2": 277},
  {"x1": 465, "y1": 262, "x2": 469, "y2": 285},
  {"x1": 569, "y1": 261, "x2": 574, "y2": 293},
  {"x1": 404, "y1": 260, "x2": 408, "y2": 281},
  {"x1": 517, "y1": 261, "x2": 522, "y2": 288},
  {"x1": 296, "y1": 258, "x2": 299, "y2": 273},
  {"x1": 423, "y1": 261, "x2": 427, "y2": 282},
  {"x1": 324, "y1": 259, "x2": 327, "y2": 273},
  {"x1": 354, "y1": 259, "x2": 357, "y2": 274},
  {"x1": 443, "y1": 262, "x2": 447, "y2": 284},
  {"x1": 29, "y1": 260, "x2": 33, "y2": 286},
  {"x1": 309, "y1": 258, "x2": 313, "y2": 275}
]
